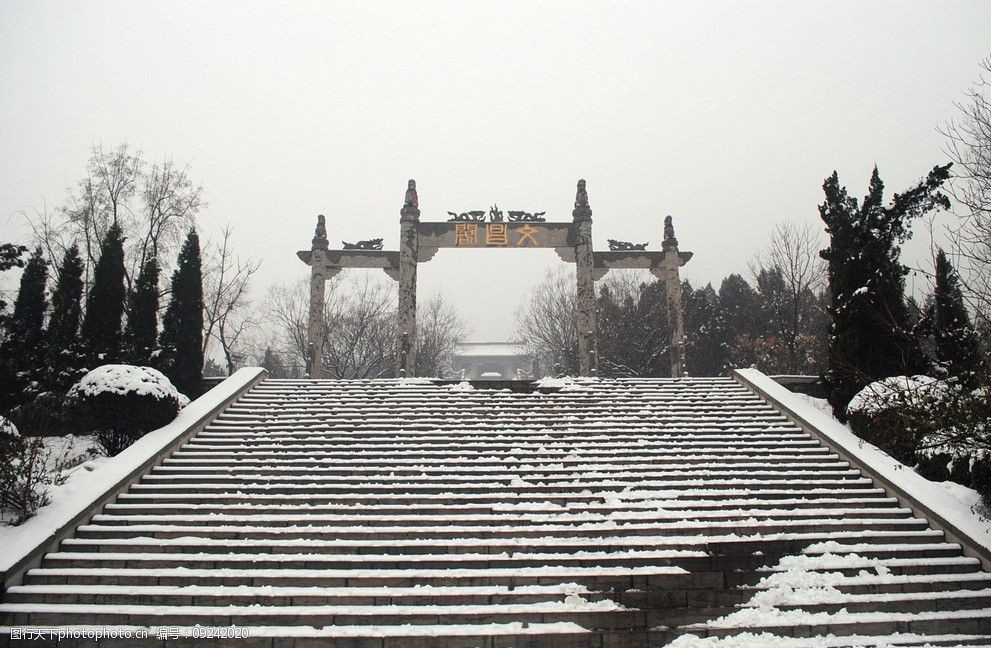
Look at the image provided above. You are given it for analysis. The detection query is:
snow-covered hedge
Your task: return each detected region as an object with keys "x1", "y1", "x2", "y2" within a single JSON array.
[
  {"x1": 847, "y1": 374, "x2": 991, "y2": 507},
  {"x1": 845, "y1": 375, "x2": 949, "y2": 464},
  {"x1": 847, "y1": 375, "x2": 949, "y2": 417},
  {"x1": 68, "y1": 365, "x2": 187, "y2": 456}
]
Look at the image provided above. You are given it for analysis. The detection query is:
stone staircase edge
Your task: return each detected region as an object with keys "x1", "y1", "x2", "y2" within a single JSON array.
[
  {"x1": 733, "y1": 367, "x2": 991, "y2": 572},
  {"x1": 0, "y1": 367, "x2": 268, "y2": 592}
]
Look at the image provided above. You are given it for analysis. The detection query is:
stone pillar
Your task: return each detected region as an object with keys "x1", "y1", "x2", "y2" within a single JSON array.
[
  {"x1": 662, "y1": 215, "x2": 686, "y2": 378},
  {"x1": 572, "y1": 179, "x2": 598, "y2": 377},
  {"x1": 307, "y1": 215, "x2": 329, "y2": 378},
  {"x1": 397, "y1": 179, "x2": 420, "y2": 377}
]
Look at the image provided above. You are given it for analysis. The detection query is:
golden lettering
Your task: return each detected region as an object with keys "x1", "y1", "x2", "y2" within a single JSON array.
[
  {"x1": 485, "y1": 223, "x2": 508, "y2": 246},
  {"x1": 516, "y1": 224, "x2": 539, "y2": 246},
  {"x1": 455, "y1": 223, "x2": 478, "y2": 246}
]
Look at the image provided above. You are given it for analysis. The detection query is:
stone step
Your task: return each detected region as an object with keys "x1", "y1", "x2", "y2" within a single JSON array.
[
  {"x1": 75, "y1": 518, "x2": 932, "y2": 541},
  {"x1": 160, "y1": 453, "x2": 839, "y2": 468},
  {"x1": 102, "y1": 495, "x2": 902, "y2": 515},
  {"x1": 2, "y1": 583, "x2": 624, "y2": 608},
  {"x1": 54, "y1": 537, "x2": 959, "y2": 561},
  {"x1": 0, "y1": 601, "x2": 649, "y2": 630},
  {"x1": 138, "y1": 467, "x2": 864, "y2": 483},
  {"x1": 151, "y1": 459, "x2": 853, "y2": 475},
  {"x1": 113, "y1": 487, "x2": 891, "y2": 506},
  {"x1": 123, "y1": 477, "x2": 875, "y2": 495},
  {"x1": 21, "y1": 565, "x2": 714, "y2": 590},
  {"x1": 38, "y1": 550, "x2": 773, "y2": 572},
  {"x1": 669, "y1": 608, "x2": 991, "y2": 641},
  {"x1": 88, "y1": 508, "x2": 916, "y2": 528},
  {"x1": 25, "y1": 557, "x2": 981, "y2": 590}
]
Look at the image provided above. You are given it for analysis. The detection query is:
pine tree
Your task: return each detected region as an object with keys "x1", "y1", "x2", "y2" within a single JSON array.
[
  {"x1": 81, "y1": 224, "x2": 127, "y2": 362},
  {"x1": 47, "y1": 244, "x2": 87, "y2": 391},
  {"x1": 124, "y1": 256, "x2": 160, "y2": 366},
  {"x1": 924, "y1": 249, "x2": 983, "y2": 386},
  {"x1": 159, "y1": 230, "x2": 204, "y2": 398},
  {"x1": 0, "y1": 247, "x2": 48, "y2": 404},
  {"x1": 819, "y1": 164, "x2": 951, "y2": 419},
  {"x1": 714, "y1": 274, "x2": 761, "y2": 371}
]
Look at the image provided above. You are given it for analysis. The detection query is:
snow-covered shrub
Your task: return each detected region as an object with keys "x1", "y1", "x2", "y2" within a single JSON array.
[
  {"x1": 67, "y1": 364, "x2": 186, "y2": 456},
  {"x1": 849, "y1": 374, "x2": 991, "y2": 507},
  {"x1": 8, "y1": 391, "x2": 72, "y2": 437},
  {"x1": 846, "y1": 375, "x2": 950, "y2": 463},
  {"x1": 0, "y1": 416, "x2": 71, "y2": 525},
  {"x1": 913, "y1": 384, "x2": 991, "y2": 507}
]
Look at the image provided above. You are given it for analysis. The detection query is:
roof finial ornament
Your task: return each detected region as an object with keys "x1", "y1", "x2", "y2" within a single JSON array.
[
  {"x1": 575, "y1": 179, "x2": 588, "y2": 208},
  {"x1": 404, "y1": 179, "x2": 418, "y2": 209},
  {"x1": 663, "y1": 215, "x2": 679, "y2": 250},
  {"x1": 312, "y1": 214, "x2": 329, "y2": 250},
  {"x1": 572, "y1": 179, "x2": 592, "y2": 222}
]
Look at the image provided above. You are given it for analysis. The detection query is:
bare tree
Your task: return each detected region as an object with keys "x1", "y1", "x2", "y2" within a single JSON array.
[
  {"x1": 415, "y1": 292, "x2": 469, "y2": 378},
  {"x1": 750, "y1": 221, "x2": 827, "y2": 374},
  {"x1": 23, "y1": 143, "x2": 203, "y2": 292},
  {"x1": 264, "y1": 279, "x2": 315, "y2": 370},
  {"x1": 265, "y1": 274, "x2": 466, "y2": 379},
  {"x1": 202, "y1": 226, "x2": 261, "y2": 374},
  {"x1": 137, "y1": 159, "x2": 204, "y2": 275},
  {"x1": 942, "y1": 55, "x2": 991, "y2": 325},
  {"x1": 514, "y1": 266, "x2": 579, "y2": 376}
]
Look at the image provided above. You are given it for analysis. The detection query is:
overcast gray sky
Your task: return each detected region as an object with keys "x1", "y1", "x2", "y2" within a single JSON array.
[{"x1": 1, "y1": 1, "x2": 989, "y2": 341}]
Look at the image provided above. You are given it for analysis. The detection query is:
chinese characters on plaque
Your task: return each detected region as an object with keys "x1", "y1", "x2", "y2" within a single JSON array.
[{"x1": 454, "y1": 223, "x2": 541, "y2": 247}]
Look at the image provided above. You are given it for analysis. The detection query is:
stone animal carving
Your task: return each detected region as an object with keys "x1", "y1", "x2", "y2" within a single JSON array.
[
  {"x1": 608, "y1": 239, "x2": 648, "y2": 251},
  {"x1": 507, "y1": 211, "x2": 547, "y2": 222},
  {"x1": 314, "y1": 214, "x2": 327, "y2": 239},
  {"x1": 447, "y1": 211, "x2": 487, "y2": 222},
  {"x1": 342, "y1": 238, "x2": 384, "y2": 250}
]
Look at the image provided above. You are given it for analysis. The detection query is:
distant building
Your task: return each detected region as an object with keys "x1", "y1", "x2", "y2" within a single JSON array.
[{"x1": 451, "y1": 342, "x2": 533, "y2": 380}]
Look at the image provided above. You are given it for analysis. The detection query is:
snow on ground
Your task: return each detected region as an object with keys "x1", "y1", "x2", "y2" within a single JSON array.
[{"x1": 0, "y1": 368, "x2": 264, "y2": 574}]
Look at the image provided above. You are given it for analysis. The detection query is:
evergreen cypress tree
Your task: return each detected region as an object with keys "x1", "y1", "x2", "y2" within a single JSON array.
[
  {"x1": 925, "y1": 249, "x2": 983, "y2": 386},
  {"x1": 81, "y1": 224, "x2": 127, "y2": 362},
  {"x1": 9, "y1": 248, "x2": 48, "y2": 346},
  {"x1": 124, "y1": 256, "x2": 160, "y2": 366},
  {"x1": 159, "y1": 230, "x2": 204, "y2": 398},
  {"x1": 0, "y1": 247, "x2": 48, "y2": 404},
  {"x1": 47, "y1": 244, "x2": 87, "y2": 390},
  {"x1": 819, "y1": 164, "x2": 951, "y2": 419}
]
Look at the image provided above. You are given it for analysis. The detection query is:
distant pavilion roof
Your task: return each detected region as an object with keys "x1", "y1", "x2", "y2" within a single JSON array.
[{"x1": 453, "y1": 342, "x2": 529, "y2": 358}]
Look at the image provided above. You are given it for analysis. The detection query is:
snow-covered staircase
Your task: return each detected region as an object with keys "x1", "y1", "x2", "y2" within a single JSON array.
[{"x1": 3, "y1": 376, "x2": 991, "y2": 646}]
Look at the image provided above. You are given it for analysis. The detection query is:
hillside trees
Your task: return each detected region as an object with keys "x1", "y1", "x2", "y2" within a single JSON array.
[{"x1": 819, "y1": 165, "x2": 952, "y2": 418}]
